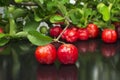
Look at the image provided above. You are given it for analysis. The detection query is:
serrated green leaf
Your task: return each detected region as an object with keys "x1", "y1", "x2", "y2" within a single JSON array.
[{"x1": 27, "y1": 30, "x2": 53, "y2": 46}]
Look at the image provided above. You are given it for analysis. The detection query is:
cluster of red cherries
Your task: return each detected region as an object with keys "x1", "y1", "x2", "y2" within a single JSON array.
[{"x1": 35, "y1": 22, "x2": 120, "y2": 65}]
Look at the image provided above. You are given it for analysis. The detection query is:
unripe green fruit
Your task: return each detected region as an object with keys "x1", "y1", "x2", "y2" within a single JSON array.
[{"x1": 40, "y1": 26, "x2": 48, "y2": 34}]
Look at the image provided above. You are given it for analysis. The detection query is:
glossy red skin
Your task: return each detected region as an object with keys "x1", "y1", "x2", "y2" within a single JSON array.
[
  {"x1": 62, "y1": 27, "x2": 78, "y2": 42},
  {"x1": 58, "y1": 65, "x2": 78, "y2": 80},
  {"x1": 102, "y1": 29, "x2": 117, "y2": 43},
  {"x1": 35, "y1": 44, "x2": 57, "y2": 64},
  {"x1": 87, "y1": 24, "x2": 99, "y2": 38},
  {"x1": 37, "y1": 65, "x2": 57, "y2": 80},
  {"x1": 50, "y1": 26, "x2": 62, "y2": 37},
  {"x1": 101, "y1": 43, "x2": 116, "y2": 58},
  {"x1": 0, "y1": 27, "x2": 3, "y2": 33},
  {"x1": 77, "y1": 28, "x2": 89, "y2": 40},
  {"x1": 57, "y1": 44, "x2": 78, "y2": 64}
]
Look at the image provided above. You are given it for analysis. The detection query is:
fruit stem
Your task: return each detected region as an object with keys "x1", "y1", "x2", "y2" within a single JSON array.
[{"x1": 55, "y1": 20, "x2": 70, "y2": 41}]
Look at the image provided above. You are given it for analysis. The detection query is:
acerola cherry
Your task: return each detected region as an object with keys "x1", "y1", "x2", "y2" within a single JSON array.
[
  {"x1": 87, "y1": 23, "x2": 99, "y2": 38},
  {"x1": 0, "y1": 27, "x2": 3, "y2": 33},
  {"x1": 62, "y1": 27, "x2": 78, "y2": 42},
  {"x1": 77, "y1": 28, "x2": 89, "y2": 40},
  {"x1": 35, "y1": 44, "x2": 57, "y2": 64},
  {"x1": 102, "y1": 29, "x2": 117, "y2": 43},
  {"x1": 57, "y1": 44, "x2": 78, "y2": 64},
  {"x1": 50, "y1": 26, "x2": 62, "y2": 37}
]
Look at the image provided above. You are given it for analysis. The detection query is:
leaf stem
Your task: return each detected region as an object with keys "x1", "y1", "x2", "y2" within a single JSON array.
[{"x1": 54, "y1": 20, "x2": 70, "y2": 42}]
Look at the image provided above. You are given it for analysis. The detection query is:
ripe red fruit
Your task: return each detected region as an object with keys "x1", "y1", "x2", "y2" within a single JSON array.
[
  {"x1": 0, "y1": 27, "x2": 3, "y2": 33},
  {"x1": 87, "y1": 23, "x2": 99, "y2": 38},
  {"x1": 35, "y1": 44, "x2": 57, "y2": 64},
  {"x1": 57, "y1": 44, "x2": 78, "y2": 64},
  {"x1": 62, "y1": 27, "x2": 78, "y2": 42},
  {"x1": 102, "y1": 29, "x2": 117, "y2": 43},
  {"x1": 50, "y1": 26, "x2": 62, "y2": 37},
  {"x1": 77, "y1": 28, "x2": 89, "y2": 40}
]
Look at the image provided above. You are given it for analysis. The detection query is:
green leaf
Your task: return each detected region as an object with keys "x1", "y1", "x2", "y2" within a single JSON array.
[
  {"x1": 12, "y1": 8, "x2": 27, "y2": 19},
  {"x1": 47, "y1": 1, "x2": 56, "y2": 11},
  {"x1": 34, "y1": 13, "x2": 42, "y2": 22},
  {"x1": 38, "y1": 0, "x2": 44, "y2": 4},
  {"x1": 27, "y1": 30, "x2": 53, "y2": 46},
  {"x1": 68, "y1": 9, "x2": 82, "y2": 25},
  {"x1": 15, "y1": 31, "x2": 28, "y2": 38},
  {"x1": 0, "y1": 33, "x2": 6, "y2": 38},
  {"x1": 56, "y1": 1, "x2": 67, "y2": 16},
  {"x1": 9, "y1": 18, "x2": 16, "y2": 35},
  {"x1": 50, "y1": 15, "x2": 65, "y2": 23},
  {"x1": 23, "y1": 21, "x2": 39, "y2": 32},
  {"x1": 33, "y1": 8, "x2": 42, "y2": 22},
  {"x1": 97, "y1": 3, "x2": 110, "y2": 21},
  {"x1": 0, "y1": 38, "x2": 9, "y2": 46},
  {"x1": 15, "y1": 0, "x2": 23, "y2": 3}
]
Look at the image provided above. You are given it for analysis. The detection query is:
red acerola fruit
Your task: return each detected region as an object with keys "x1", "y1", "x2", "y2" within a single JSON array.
[
  {"x1": 57, "y1": 44, "x2": 78, "y2": 64},
  {"x1": 50, "y1": 26, "x2": 62, "y2": 37},
  {"x1": 77, "y1": 28, "x2": 89, "y2": 40},
  {"x1": 62, "y1": 27, "x2": 78, "y2": 42},
  {"x1": 35, "y1": 44, "x2": 57, "y2": 64},
  {"x1": 102, "y1": 29, "x2": 117, "y2": 43},
  {"x1": 87, "y1": 23, "x2": 99, "y2": 38}
]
